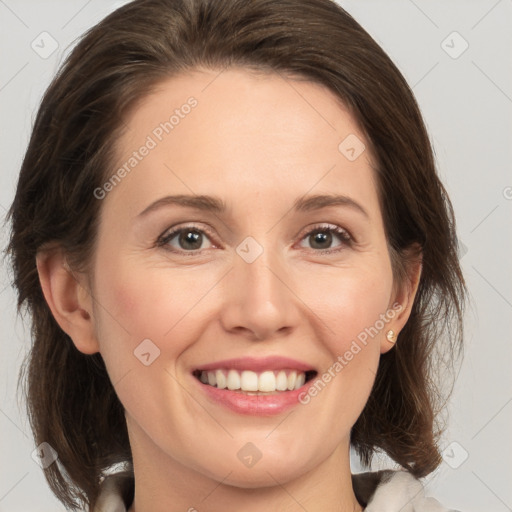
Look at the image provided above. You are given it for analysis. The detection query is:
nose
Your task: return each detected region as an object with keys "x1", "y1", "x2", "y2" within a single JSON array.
[{"x1": 219, "y1": 242, "x2": 301, "y2": 341}]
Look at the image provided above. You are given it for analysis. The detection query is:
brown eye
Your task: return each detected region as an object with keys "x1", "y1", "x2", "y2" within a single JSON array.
[
  {"x1": 298, "y1": 225, "x2": 352, "y2": 253},
  {"x1": 308, "y1": 230, "x2": 333, "y2": 250},
  {"x1": 175, "y1": 230, "x2": 204, "y2": 250},
  {"x1": 158, "y1": 226, "x2": 215, "y2": 253}
]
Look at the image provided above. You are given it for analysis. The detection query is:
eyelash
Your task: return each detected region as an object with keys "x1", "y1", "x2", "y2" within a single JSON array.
[{"x1": 156, "y1": 223, "x2": 353, "y2": 256}]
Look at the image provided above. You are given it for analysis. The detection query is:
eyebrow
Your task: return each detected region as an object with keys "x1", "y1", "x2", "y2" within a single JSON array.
[
  {"x1": 136, "y1": 193, "x2": 369, "y2": 218},
  {"x1": 137, "y1": 194, "x2": 227, "y2": 218}
]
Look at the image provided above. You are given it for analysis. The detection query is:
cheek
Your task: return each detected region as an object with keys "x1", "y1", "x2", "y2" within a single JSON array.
[
  {"x1": 90, "y1": 263, "x2": 203, "y2": 419},
  {"x1": 288, "y1": 265, "x2": 393, "y2": 437},
  {"x1": 301, "y1": 263, "x2": 394, "y2": 351},
  {"x1": 92, "y1": 258, "x2": 217, "y2": 366}
]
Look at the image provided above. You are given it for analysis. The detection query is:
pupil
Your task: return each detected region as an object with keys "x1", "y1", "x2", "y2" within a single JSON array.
[
  {"x1": 180, "y1": 230, "x2": 202, "y2": 250},
  {"x1": 311, "y1": 231, "x2": 331, "y2": 249}
]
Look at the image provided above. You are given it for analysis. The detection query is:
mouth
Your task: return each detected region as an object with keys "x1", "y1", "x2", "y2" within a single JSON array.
[
  {"x1": 192, "y1": 368, "x2": 318, "y2": 395},
  {"x1": 190, "y1": 357, "x2": 319, "y2": 415}
]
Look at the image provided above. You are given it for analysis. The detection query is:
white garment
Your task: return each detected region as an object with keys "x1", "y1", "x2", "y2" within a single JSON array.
[
  {"x1": 94, "y1": 469, "x2": 460, "y2": 511},
  {"x1": 360, "y1": 470, "x2": 459, "y2": 512}
]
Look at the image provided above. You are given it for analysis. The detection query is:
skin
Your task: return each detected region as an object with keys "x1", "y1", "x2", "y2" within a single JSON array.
[{"x1": 37, "y1": 67, "x2": 421, "y2": 512}]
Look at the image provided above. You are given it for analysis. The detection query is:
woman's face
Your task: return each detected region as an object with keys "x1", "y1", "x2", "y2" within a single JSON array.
[{"x1": 86, "y1": 68, "x2": 408, "y2": 486}]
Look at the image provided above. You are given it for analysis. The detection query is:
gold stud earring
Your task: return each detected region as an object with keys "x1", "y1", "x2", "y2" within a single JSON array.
[{"x1": 386, "y1": 330, "x2": 397, "y2": 343}]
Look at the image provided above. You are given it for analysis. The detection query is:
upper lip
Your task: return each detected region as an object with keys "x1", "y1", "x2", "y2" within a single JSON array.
[{"x1": 193, "y1": 356, "x2": 316, "y2": 373}]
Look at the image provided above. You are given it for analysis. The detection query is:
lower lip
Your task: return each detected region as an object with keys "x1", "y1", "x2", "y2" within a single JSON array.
[{"x1": 192, "y1": 375, "x2": 316, "y2": 415}]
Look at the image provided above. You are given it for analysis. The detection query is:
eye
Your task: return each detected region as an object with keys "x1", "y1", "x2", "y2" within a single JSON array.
[
  {"x1": 157, "y1": 225, "x2": 216, "y2": 253},
  {"x1": 297, "y1": 224, "x2": 352, "y2": 253},
  {"x1": 156, "y1": 223, "x2": 352, "y2": 255}
]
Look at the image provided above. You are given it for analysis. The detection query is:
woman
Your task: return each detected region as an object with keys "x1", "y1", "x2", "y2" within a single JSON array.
[{"x1": 6, "y1": 0, "x2": 466, "y2": 510}]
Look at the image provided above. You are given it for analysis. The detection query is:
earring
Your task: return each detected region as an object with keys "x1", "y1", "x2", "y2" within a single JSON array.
[{"x1": 386, "y1": 329, "x2": 397, "y2": 343}]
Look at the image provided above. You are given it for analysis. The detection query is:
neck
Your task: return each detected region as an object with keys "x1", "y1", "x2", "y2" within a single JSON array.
[{"x1": 125, "y1": 418, "x2": 363, "y2": 512}]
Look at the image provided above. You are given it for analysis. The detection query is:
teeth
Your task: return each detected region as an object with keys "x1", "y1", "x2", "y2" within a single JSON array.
[
  {"x1": 241, "y1": 370, "x2": 259, "y2": 391},
  {"x1": 258, "y1": 371, "x2": 276, "y2": 392},
  {"x1": 276, "y1": 370, "x2": 288, "y2": 391},
  {"x1": 198, "y1": 369, "x2": 309, "y2": 392},
  {"x1": 227, "y1": 369, "x2": 240, "y2": 390},
  {"x1": 215, "y1": 369, "x2": 226, "y2": 389},
  {"x1": 287, "y1": 371, "x2": 296, "y2": 390}
]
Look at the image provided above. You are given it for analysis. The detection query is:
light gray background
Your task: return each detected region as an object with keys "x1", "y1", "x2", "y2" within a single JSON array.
[{"x1": 1, "y1": 1, "x2": 511, "y2": 511}]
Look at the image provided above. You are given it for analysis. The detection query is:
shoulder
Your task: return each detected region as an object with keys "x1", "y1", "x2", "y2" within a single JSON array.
[{"x1": 352, "y1": 469, "x2": 462, "y2": 512}]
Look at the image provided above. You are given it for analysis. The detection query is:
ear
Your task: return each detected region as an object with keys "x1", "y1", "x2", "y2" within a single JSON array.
[
  {"x1": 381, "y1": 244, "x2": 422, "y2": 354},
  {"x1": 36, "y1": 246, "x2": 99, "y2": 355}
]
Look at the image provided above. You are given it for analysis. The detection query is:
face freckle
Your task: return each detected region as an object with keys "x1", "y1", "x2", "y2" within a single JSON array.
[{"x1": 90, "y1": 66, "x2": 399, "y2": 489}]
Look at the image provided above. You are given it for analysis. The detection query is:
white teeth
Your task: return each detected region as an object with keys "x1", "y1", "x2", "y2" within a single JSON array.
[
  {"x1": 215, "y1": 369, "x2": 226, "y2": 389},
  {"x1": 258, "y1": 371, "x2": 276, "y2": 392},
  {"x1": 198, "y1": 369, "x2": 310, "y2": 392},
  {"x1": 276, "y1": 370, "x2": 288, "y2": 391},
  {"x1": 287, "y1": 371, "x2": 296, "y2": 390},
  {"x1": 295, "y1": 372, "x2": 305, "y2": 389},
  {"x1": 227, "y1": 369, "x2": 240, "y2": 390},
  {"x1": 241, "y1": 370, "x2": 259, "y2": 391}
]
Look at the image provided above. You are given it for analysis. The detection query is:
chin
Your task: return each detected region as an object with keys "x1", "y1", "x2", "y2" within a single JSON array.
[
  {"x1": 214, "y1": 467, "x2": 300, "y2": 489},
  {"x1": 195, "y1": 452, "x2": 315, "y2": 489}
]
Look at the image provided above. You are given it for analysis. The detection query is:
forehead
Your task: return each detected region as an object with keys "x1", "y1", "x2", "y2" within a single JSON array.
[{"x1": 105, "y1": 67, "x2": 379, "y2": 219}]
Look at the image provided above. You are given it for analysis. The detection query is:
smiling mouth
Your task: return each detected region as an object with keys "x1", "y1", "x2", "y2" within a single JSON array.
[{"x1": 192, "y1": 369, "x2": 317, "y2": 394}]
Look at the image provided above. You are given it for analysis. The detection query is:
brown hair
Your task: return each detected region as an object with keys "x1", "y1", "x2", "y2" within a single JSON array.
[{"x1": 5, "y1": 0, "x2": 466, "y2": 509}]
